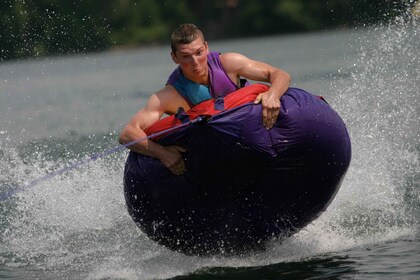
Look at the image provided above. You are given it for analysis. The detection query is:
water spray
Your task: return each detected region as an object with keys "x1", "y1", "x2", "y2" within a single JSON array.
[{"x1": 0, "y1": 116, "x2": 208, "y2": 201}]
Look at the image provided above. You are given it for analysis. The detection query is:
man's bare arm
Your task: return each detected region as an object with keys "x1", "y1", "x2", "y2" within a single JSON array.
[
  {"x1": 221, "y1": 52, "x2": 291, "y2": 128},
  {"x1": 119, "y1": 86, "x2": 189, "y2": 174}
]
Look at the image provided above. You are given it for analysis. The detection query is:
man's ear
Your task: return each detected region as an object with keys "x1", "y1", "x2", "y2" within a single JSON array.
[
  {"x1": 171, "y1": 52, "x2": 178, "y2": 64},
  {"x1": 204, "y1": 41, "x2": 209, "y2": 54}
]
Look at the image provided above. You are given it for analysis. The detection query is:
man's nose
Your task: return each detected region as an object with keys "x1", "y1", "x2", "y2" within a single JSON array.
[{"x1": 191, "y1": 55, "x2": 198, "y2": 65}]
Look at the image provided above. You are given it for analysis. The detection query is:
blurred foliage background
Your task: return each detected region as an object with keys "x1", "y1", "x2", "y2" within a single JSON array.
[{"x1": 0, "y1": 0, "x2": 416, "y2": 60}]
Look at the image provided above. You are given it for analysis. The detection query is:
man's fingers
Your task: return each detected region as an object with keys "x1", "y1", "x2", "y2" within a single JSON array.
[
  {"x1": 171, "y1": 161, "x2": 185, "y2": 175},
  {"x1": 175, "y1": 146, "x2": 187, "y2": 153},
  {"x1": 179, "y1": 158, "x2": 186, "y2": 170},
  {"x1": 264, "y1": 108, "x2": 280, "y2": 129},
  {"x1": 261, "y1": 105, "x2": 268, "y2": 127},
  {"x1": 254, "y1": 93, "x2": 263, "y2": 104},
  {"x1": 269, "y1": 109, "x2": 279, "y2": 128},
  {"x1": 164, "y1": 146, "x2": 187, "y2": 175}
]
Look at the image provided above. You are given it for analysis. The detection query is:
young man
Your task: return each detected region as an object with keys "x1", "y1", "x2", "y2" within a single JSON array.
[{"x1": 119, "y1": 23, "x2": 291, "y2": 175}]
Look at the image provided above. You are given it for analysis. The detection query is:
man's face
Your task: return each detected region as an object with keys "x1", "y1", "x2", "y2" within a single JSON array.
[{"x1": 171, "y1": 37, "x2": 209, "y2": 83}]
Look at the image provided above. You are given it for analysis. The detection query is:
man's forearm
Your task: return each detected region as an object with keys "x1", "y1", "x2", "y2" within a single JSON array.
[
  {"x1": 269, "y1": 69, "x2": 291, "y2": 97},
  {"x1": 119, "y1": 128, "x2": 166, "y2": 159}
]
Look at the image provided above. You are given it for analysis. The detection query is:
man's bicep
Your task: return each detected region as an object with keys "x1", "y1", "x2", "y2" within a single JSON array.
[
  {"x1": 128, "y1": 94, "x2": 163, "y2": 131},
  {"x1": 239, "y1": 59, "x2": 275, "y2": 82},
  {"x1": 221, "y1": 53, "x2": 271, "y2": 82},
  {"x1": 144, "y1": 94, "x2": 166, "y2": 128}
]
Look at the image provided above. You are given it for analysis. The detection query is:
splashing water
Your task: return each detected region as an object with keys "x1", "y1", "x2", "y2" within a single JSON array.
[{"x1": 318, "y1": 15, "x2": 419, "y2": 245}]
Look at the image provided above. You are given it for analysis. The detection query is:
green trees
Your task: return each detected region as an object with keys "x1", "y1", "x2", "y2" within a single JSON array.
[
  {"x1": 0, "y1": 0, "x2": 413, "y2": 60},
  {"x1": 1, "y1": 0, "x2": 109, "y2": 59}
]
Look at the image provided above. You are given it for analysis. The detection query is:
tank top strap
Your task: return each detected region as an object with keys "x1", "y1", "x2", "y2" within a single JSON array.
[{"x1": 207, "y1": 52, "x2": 240, "y2": 98}]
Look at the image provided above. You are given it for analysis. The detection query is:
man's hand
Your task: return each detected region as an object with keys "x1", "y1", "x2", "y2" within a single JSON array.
[
  {"x1": 159, "y1": 145, "x2": 187, "y2": 175},
  {"x1": 254, "y1": 90, "x2": 281, "y2": 129},
  {"x1": 219, "y1": 52, "x2": 290, "y2": 129}
]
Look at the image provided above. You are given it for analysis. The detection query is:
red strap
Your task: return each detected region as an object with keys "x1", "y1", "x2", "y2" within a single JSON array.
[{"x1": 145, "y1": 83, "x2": 269, "y2": 137}]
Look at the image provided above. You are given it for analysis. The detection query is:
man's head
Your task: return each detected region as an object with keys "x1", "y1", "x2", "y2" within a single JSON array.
[
  {"x1": 170, "y1": 24, "x2": 209, "y2": 83},
  {"x1": 170, "y1": 23, "x2": 205, "y2": 53}
]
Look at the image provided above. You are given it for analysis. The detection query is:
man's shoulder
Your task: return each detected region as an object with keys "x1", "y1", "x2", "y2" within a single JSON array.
[
  {"x1": 155, "y1": 84, "x2": 179, "y2": 97},
  {"x1": 220, "y1": 52, "x2": 246, "y2": 62},
  {"x1": 220, "y1": 52, "x2": 247, "y2": 72},
  {"x1": 152, "y1": 85, "x2": 189, "y2": 114}
]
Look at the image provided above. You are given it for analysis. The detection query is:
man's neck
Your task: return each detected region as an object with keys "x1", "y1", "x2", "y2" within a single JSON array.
[{"x1": 185, "y1": 72, "x2": 209, "y2": 86}]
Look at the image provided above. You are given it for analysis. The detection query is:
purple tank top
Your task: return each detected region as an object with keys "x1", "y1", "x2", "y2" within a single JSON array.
[{"x1": 166, "y1": 52, "x2": 247, "y2": 106}]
